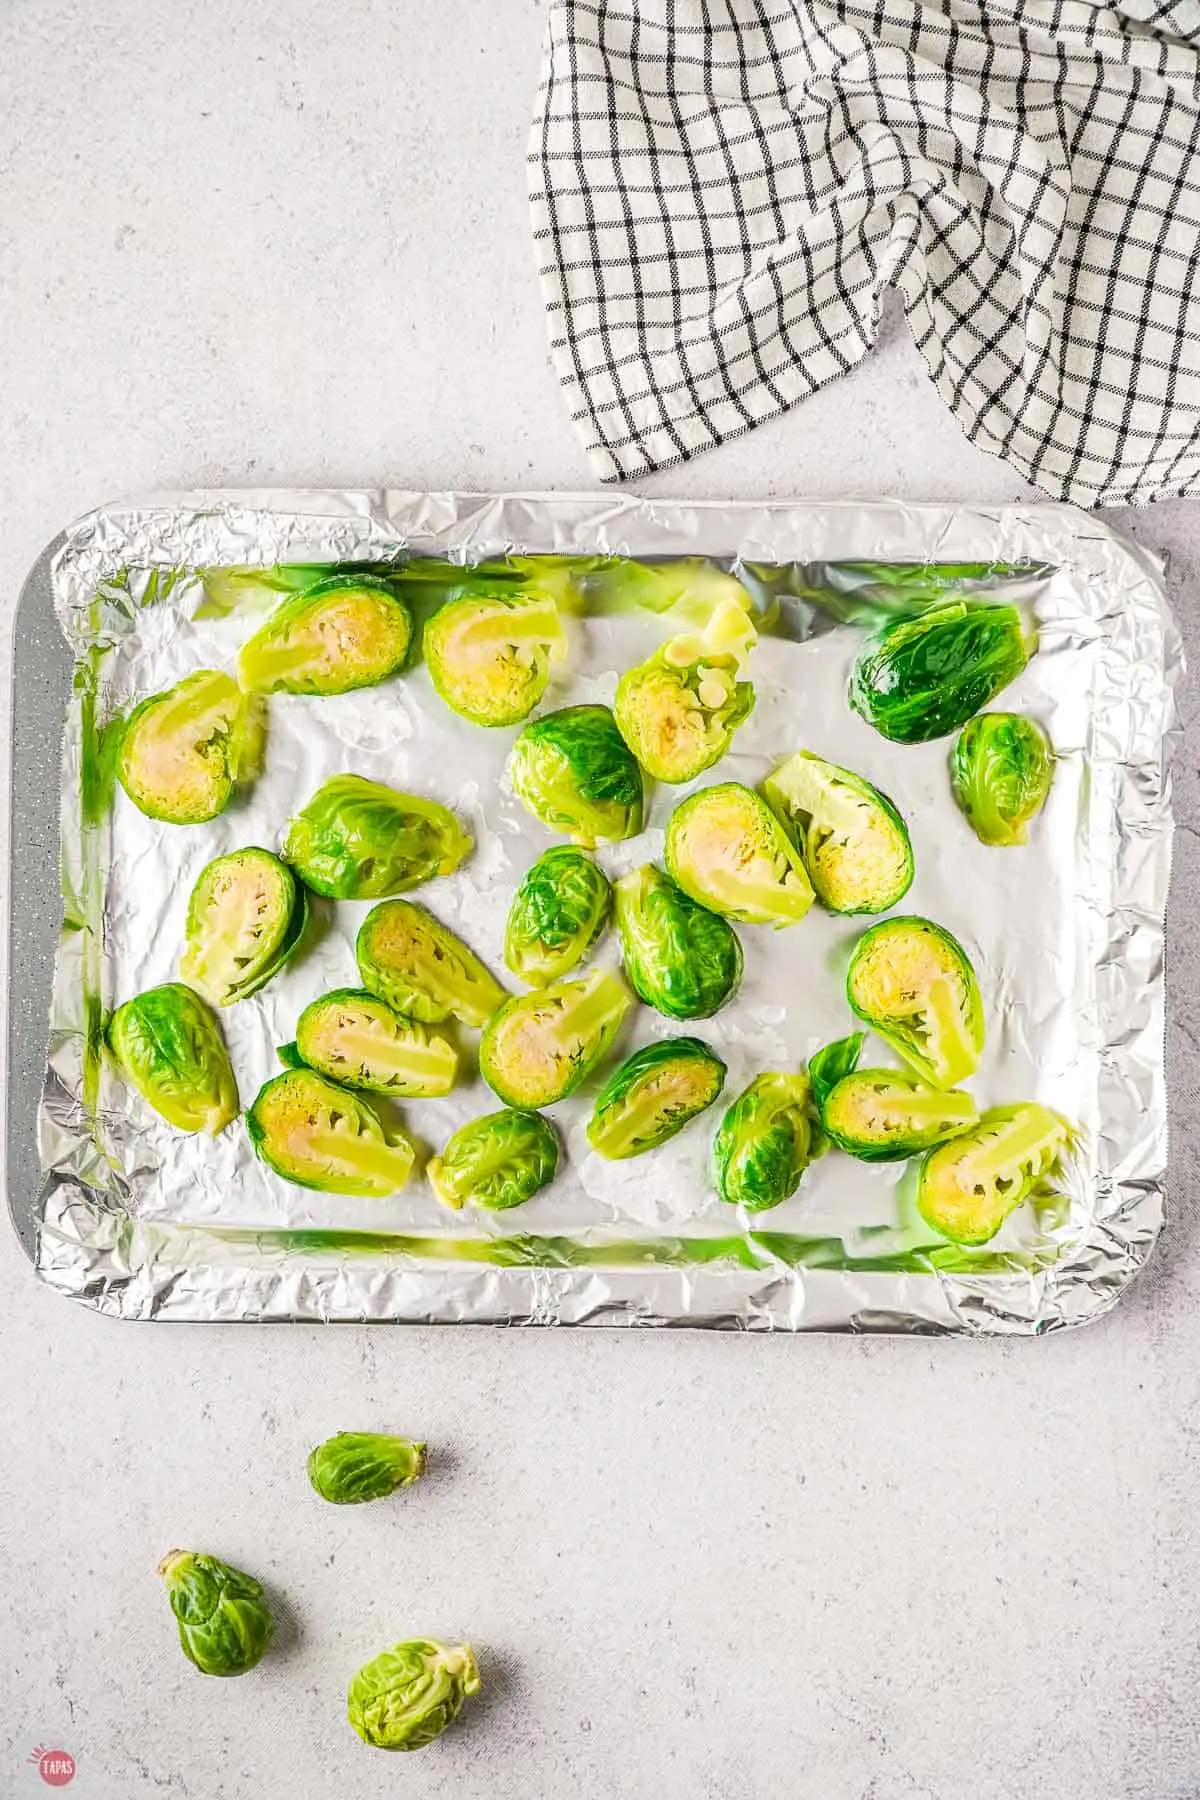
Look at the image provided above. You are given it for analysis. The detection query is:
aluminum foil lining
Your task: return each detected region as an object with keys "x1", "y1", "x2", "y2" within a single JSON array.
[{"x1": 34, "y1": 490, "x2": 1181, "y2": 1332}]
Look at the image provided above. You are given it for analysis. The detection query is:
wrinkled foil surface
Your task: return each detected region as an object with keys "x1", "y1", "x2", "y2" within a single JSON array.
[{"x1": 35, "y1": 491, "x2": 1181, "y2": 1331}]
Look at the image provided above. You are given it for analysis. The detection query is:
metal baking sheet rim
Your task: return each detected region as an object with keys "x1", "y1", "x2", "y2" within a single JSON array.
[{"x1": 19, "y1": 488, "x2": 1184, "y2": 1334}]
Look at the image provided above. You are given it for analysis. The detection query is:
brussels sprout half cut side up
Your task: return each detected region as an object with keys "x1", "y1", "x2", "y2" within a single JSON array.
[
  {"x1": 613, "y1": 864, "x2": 742, "y2": 1020},
  {"x1": 479, "y1": 970, "x2": 631, "y2": 1109},
  {"x1": 158, "y1": 1551, "x2": 275, "y2": 1678},
  {"x1": 614, "y1": 598, "x2": 756, "y2": 784},
  {"x1": 247, "y1": 1068, "x2": 416, "y2": 1196},
  {"x1": 181, "y1": 848, "x2": 308, "y2": 1006},
  {"x1": 664, "y1": 783, "x2": 814, "y2": 927},
  {"x1": 950, "y1": 712, "x2": 1054, "y2": 847},
  {"x1": 428, "y1": 1108, "x2": 559, "y2": 1210},
  {"x1": 849, "y1": 601, "x2": 1037, "y2": 744},
  {"x1": 117, "y1": 670, "x2": 260, "y2": 825},
  {"x1": 504, "y1": 847, "x2": 612, "y2": 986},
  {"x1": 821, "y1": 1069, "x2": 979, "y2": 1161},
  {"x1": 357, "y1": 900, "x2": 507, "y2": 1028},
  {"x1": 846, "y1": 916, "x2": 984, "y2": 1090},
  {"x1": 307, "y1": 1432, "x2": 427, "y2": 1505},
  {"x1": 424, "y1": 591, "x2": 567, "y2": 725},
  {"x1": 348, "y1": 1640, "x2": 481, "y2": 1751},
  {"x1": 281, "y1": 774, "x2": 472, "y2": 901},
  {"x1": 508, "y1": 704, "x2": 644, "y2": 847},
  {"x1": 108, "y1": 984, "x2": 239, "y2": 1134},
  {"x1": 237, "y1": 573, "x2": 413, "y2": 695},
  {"x1": 712, "y1": 1072, "x2": 822, "y2": 1212},
  {"x1": 917, "y1": 1103, "x2": 1071, "y2": 1244},
  {"x1": 587, "y1": 1037, "x2": 726, "y2": 1160},
  {"x1": 287, "y1": 989, "x2": 457, "y2": 1098},
  {"x1": 762, "y1": 750, "x2": 914, "y2": 915}
]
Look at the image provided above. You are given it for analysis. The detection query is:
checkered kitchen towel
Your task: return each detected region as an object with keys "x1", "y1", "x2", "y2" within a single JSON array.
[{"x1": 529, "y1": 0, "x2": 1200, "y2": 505}]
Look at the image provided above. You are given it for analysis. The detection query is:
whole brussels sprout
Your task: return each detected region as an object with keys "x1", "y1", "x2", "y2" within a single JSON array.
[
  {"x1": 108, "y1": 983, "x2": 239, "y2": 1134},
  {"x1": 807, "y1": 1031, "x2": 865, "y2": 1111},
  {"x1": 158, "y1": 1550, "x2": 274, "y2": 1677},
  {"x1": 613, "y1": 864, "x2": 742, "y2": 1020},
  {"x1": 917, "y1": 1103, "x2": 1071, "y2": 1243},
  {"x1": 285, "y1": 989, "x2": 457, "y2": 1097},
  {"x1": 237, "y1": 573, "x2": 413, "y2": 695},
  {"x1": 424, "y1": 590, "x2": 567, "y2": 725},
  {"x1": 664, "y1": 782, "x2": 814, "y2": 927},
  {"x1": 117, "y1": 670, "x2": 260, "y2": 824},
  {"x1": 849, "y1": 600, "x2": 1037, "y2": 743},
  {"x1": 846, "y1": 916, "x2": 984, "y2": 1089},
  {"x1": 357, "y1": 900, "x2": 506, "y2": 1027},
  {"x1": 712, "y1": 1071, "x2": 821, "y2": 1211},
  {"x1": 950, "y1": 712, "x2": 1054, "y2": 847},
  {"x1": 348, "y1": 1639, "x2": 480, "y2": 1751},
  {"x1": 307, "y1": 1431, "x2": 427, "y2": 1504},
  {"x1": 429, "y1": 1107, "x2": 559, "y2": 1210},
  {"x1": 508, "y1": 704, "x2": 643, "y2": 847},
  {"x1": 181, "y1": 847, "x2": 308, "y2": 1006},
  {"x1": 504, "y1": 847, "x2": 612, "y2": 986},
  {"x1": 247, "y1": 1068, "x2": 415, "y2": 1195},
  {"x1": 614, "y1": 596, "x2": 756, "y2": 783},
  {"x1": 762, "y1": 750, "x2": 913, "y2": 915},
  {"x1": 479, "y1": 969, "x2": 630, "y2": 1108},
  {"x1": 587, "y1": 1037, "x2": 726, "y2": 1160},
  {"x1": 821, "y1": 1068, "x2": 979, "y2": 1161},
  {"x1": 281, "y1": 774, "x2": 472, "y2": 900}
]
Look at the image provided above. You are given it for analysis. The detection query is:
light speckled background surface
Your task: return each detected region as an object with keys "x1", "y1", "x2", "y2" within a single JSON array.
[{"x1": 2, "y1": 4, "x2": 1199, "y2": 1796}]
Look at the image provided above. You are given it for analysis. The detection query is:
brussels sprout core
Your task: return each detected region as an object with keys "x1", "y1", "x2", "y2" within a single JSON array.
[
  {"x1": 282, "y1": 774, "x2": 472, "y2": 900},
  {"x1": 348, "y1": 1639, "x2": 481, "y2": 1751},
  {"x1": 613, "y1": 864, "x2": 742, "y2": 1019},
  {"x1": 182, "y1": 848, "x2": 307, "y2": 1005},
  {"x1": 291, "y1": 989, "x2": 457, "y2": 1097},
  {"x1": 159, "y1": 1550, "x2": 275, "y2": 1677},
  {"x1": 118, "y1": 670, "x2": 258, "y2": 825},
  {"x1": 762, "y1": 750, "x2": 913, "y2": 915},
  {"x1": 849, "y1": 600, "x2": 1037, "y2": 743},
  {"x1": 665, "y1": 783, "x2": 814, "y2": 926},
  {"x1": 918, "y1": 1103, "x2": 1070, "y2": 1243},
  {"x1": 847, "y1": 916, "x2": 984, "y2": 1089},
  {"x1": 479, "y1": 969, "x2": 630, "y2": 1108},
  {"x1": 712, "y1": 1072, "x2": 820, "y2": 1211},
  {"x1": 237, "y1": 574, "x2": 413, "y2": 695},
  {"x1": 508, "y1": 704, "x2": 644, "y2": 846},
  {"x1": 429, "y1": 1108, "x2": 559, "y2": 1210},
  {"x1": 950, "y1": 712, "x2": 1054, "y2": 847},
  {"x1": 247, "y1": 1068, "x2": 415, "y2": 1195},
  {"x1": 108, "y1": 984, "x2": 239, "y2": 1134},
  {"x1": 307, "y1": 1432, "x2": 427, "y2": 1504},
  {"x1": 587, "y1": 1037, "x2": 726, "y2": 1159},
  {"x1": 504, "y1": 847, "x2": 612, "y2": 986},
  {"x1": 424, "y1": 594, "x2": 567, "y2": 725},
  {"x1": 821, "y1": 1069, "x2": 979, "y2": 1161},
  {"x1": 357, "y1": 900, "x2": 506, "y2": 1027}
]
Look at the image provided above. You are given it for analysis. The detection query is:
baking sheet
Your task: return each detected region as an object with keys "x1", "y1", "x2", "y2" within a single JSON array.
[{"x1": 27, "y1": 491, "x2": 1182, "y2": 1330}]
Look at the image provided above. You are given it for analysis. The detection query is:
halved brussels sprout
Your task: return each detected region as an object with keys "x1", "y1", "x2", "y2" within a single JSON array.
[
  {"x1": 357, "y1": 900, "x2": 506, "y2": 1027},
  {"x1": 846, "y1": 916, "x2": 984, "y2": 1089},
  {"x1": 159, "y1": 1551, "x2": 275, "y2": 1678},
  {"x1": 821, "y1": 1068, "x2": 979, "y2": 1161},
  {"x1": 664, "y1": 783, "x2": 814, "y2": 927},
  {"x1": 428, "y1": 1108, "x2": 559, "y2": 1210},
  {"x1": 424, "y1": 591, "x2": 567, "y2": 725},
  {"x1": 247, "y1": 1067, "x2": 415, "y2": 1195},
  {"x1": 504, "y1": 846, "x2": 612, "y2": 986},
  {"x1": 508, "y1": 704, "x2": 643, "y2": 847},
  {"x1": 117, "y1": 670, "x2": 260, "y2": 824},
  {"x1": 181, "y1": 848, "x2": 308, "y2": 1005},
  {"x1": 762, "y1": 750, "x2": 913, "y2": 915},
  {"x1": 587, "y1": 1037, "x2": 725, "y2": 1160},
  {"x1": 614, "y1": 597, "x2": 756, "y2": 783},
  {"x1": 712, "y1": 1072, "x2": 821, "y2": 1211},
  {"x1": 613, "y1": 864, "x2": 742, "y2": 1020},
  {"x1": 479, "y1": 969, "x2": 630, "y2": 1108},
  {"x1": 950, "y1": 712, "x2": 1054, "y2": 847},
  {"x1": 108, "y1": 983, "x2": 239, "y2": 1134},
  {"x1": 237, "y1": 573, "x2": 413, "y2": 695},
  {"x1": 807, "y1": 1031, "x2": 865, "y2": 1111},
  {"x1": 307, "y1": 1432, "x2": 427, "y2": 1504},
  {"x1": 281, "y1": 774, "x2": 471, "y2": 900},
  {"x1": 348, "y1": 1640, "x2": 481, "y2": 1751},
  {"x1": 917, "y1": 1103, "x2": 1071, "y2": 1243},
  {"x1": 849, "y1": 601, "x2": 1037, "y2": 743},
  {"x1": 286, "y1": 989, "x2": 457, "y2": 1097}
]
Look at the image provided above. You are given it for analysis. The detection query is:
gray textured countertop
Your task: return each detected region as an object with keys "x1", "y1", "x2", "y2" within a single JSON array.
[{"x1": 2, "y1": 4, "x2": 1198, "y2": 1797}]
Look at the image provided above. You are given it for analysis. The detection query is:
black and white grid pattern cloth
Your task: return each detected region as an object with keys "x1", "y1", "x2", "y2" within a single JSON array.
[{"x1": 529, "y1": 0, "x2": 1200, "y2": 504}]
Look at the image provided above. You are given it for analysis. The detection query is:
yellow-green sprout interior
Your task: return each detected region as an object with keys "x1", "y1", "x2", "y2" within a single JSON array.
[
  {"x1": 298, "y1": 995, "x2": 456, "y2": 1097},
  {"x1": 849, "y1": 923, "x2": 979, "y2": 1085},
  {"x1": 239, "y1": 585, "x2": 410, "y2": 693},
  {"x1": 121, "y1": 672, "x2": 246, "y2": 821},
  {"x1": 824, "y1": 1071, "x2": 977, "y2": 1151},
  {"x1": 671, "y1": 786, "x2": 813, "y2": 925},
  {"x1": 182, "y1": 853, "x2": 292, "y2": 1005},
  {"x1": 428, "y1": 596, "x2": 565, "y2": 723},
  {"x1": 918, "y1": 1104, "x2": 1068, "y2": 1243},
  {"x1": 252, "y1": 1070, "x2": 414, "y2": 1196},
  {"x1": 589, "y1": 1057, "x2": 721, "y2": 1159}
]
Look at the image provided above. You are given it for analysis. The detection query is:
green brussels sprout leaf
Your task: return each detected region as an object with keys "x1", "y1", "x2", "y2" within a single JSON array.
[
  {"x1": 847, "y1": 916, "x2": 984, "y2": 1089},
  {"x1": 917, "y1": 1103, "x2": 1072, "y2": 1243},
  {"x1": 357, "y1": 900, "x2": 506, "y2": 1027},
  {"x1": 480, "y1": 969, "x2": 630, "y2": 1108},
  {"x1": 282, "y1": 774, "x2": 471, "y2": 900},
  {"x1": 712, "y1": 1071, "x2": 822, "y2": 1211},
  {"x1": 159, "y1": 1550, "x2": 275, "y2": 1677},
  {"x1": 762, "y1": 750, "x2": 914, "y2": 914},
  {"x1": 429, "y1": 1108, "x2": 559, "y2": 1210},
  {"x1": 307, "y1": 1432, "x2": 427, "y2": 1504},
  {"x1": 117, "y1": 670, "x2": 261, "y2": 825},
  {"x1": 504, "y1": 847, "x2": 612, "y2": 986},
  {"x1": 950, "y1": 712, "x2": 1054, "y2": 847},
  {"x1": 237, "y1": 574, "x2": 413, "y2": 695},
  {"x1": 613, "y1": 864, "x2": 742, "y2": 1020},
  {"x1": 247, "y1": 1068, "x2": 415, "y2": 1195},
  {"x1": 849, "y1": 601, "x2": 1037, "y2": 743},
  {"x1": 348, "y1": 1639, "x2": 480, "y2": 1751},
  {"x1": 807, "y1": 1032, "x2": 865, "y2": 1112},
  {"x1": 587, "y1": 1036, "x2": 725, "y2": 1159},
  {"x1": 508, "y1": 704, "x2": 643, "y2": 846},
  {"x1": 108, "y1": 983, "x2": 239, "y2": 1134},
  {"x1": 424, "y1": 591, "x2": 567, "y2": 725},
  {"x1": 292, "y1": 989, "x2": 457, "y2": 1097},
  {"x1": 821, "y1": 1068, "x2": 979, "y2": 1161},
  {"x1": 665, "y1": 782, "x2": 814, "y2": 927},
  {"x1": 181, "y1": 847, "x2": 308, "y2": 1005}
]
